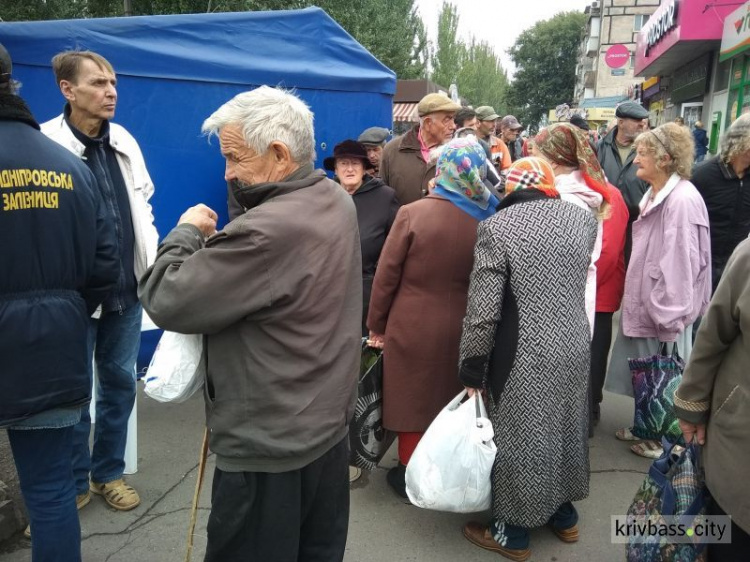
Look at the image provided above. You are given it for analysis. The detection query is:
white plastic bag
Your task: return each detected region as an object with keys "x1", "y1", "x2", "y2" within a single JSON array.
[
  {"x1": 405, "y1": 390, "x2": 496, "y2": 512},
  {"x1": 144, "y1": 331, "x2": 205, "y2": 403}
]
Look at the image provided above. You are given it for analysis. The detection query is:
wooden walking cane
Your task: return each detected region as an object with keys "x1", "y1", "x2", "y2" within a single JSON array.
[{"x1": 185, "y1": 427, "x2": 210, "y2": 562}]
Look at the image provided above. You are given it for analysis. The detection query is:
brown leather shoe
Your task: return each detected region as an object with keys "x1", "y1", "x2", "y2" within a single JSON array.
[
  {"x1": 551, "y1": 523, "x2": 579, "y2": 543},
  {"x1": 462, "y1": 521, "x2": 531, "y2": 561}
]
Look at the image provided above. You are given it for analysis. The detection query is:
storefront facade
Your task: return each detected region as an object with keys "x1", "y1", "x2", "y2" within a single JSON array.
[
  {"x1": 634, "y1": 0, "x2": 738, "y2": 146},
  {"x1": 721, "y1": 1, "x2": 750, "y2": 131}
]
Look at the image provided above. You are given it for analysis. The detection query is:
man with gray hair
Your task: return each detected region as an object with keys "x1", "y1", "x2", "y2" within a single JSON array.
[
  {"x1": 138, "y1": 86, "x2": 361, "y2": 561},
  {"x1": 692, "y1": 113, "x2": 750, "y2": 293}
]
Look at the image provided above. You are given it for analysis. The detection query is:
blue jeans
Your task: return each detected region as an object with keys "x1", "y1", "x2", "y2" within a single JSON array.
[
  {"x1": 8, "y1": 426, "x2": 81, "y2": 562},
  {"x1": 72, "y1": 303, "x2": 142, "y2": 494}
]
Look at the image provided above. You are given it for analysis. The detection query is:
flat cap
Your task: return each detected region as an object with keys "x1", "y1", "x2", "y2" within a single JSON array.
[
  {"x1": 616, "y1": 101, "x2": 649, "y2": 120},
  {"x1": 417, "y1": 93, "x2": 461, "y2": 117},
  {"x1": 500, "y1": 115, "x2": 524, "y2": 131},
  {"x1": 475, "y1": 106, "x2": 500, "y2": 121},
  {"x1": 357, "y1": 126, "x2": 390, "y2": 145}
]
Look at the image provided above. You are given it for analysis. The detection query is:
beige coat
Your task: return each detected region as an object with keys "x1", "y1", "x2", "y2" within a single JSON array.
[{"x1": 675, "y1": 237, "x2": 750, "y2": 534}]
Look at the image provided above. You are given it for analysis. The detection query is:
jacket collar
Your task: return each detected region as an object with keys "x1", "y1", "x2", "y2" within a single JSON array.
[
  {"x1": 232, "y1": 163, "x2": 324, "y2": 212},
  {"x1": 0, "y1": 92, "x2": 39, "y2": 130},
  {"x1": 354, "y1": 174, "x2": 384, "y2": 196},
  {"x1": 717, "y1": 157, "x2": 749, "y2": 180},
  {"x1": 498, "y1": 188, "x2": 557, "y2": 211},
  {"x1": 47, "y1": 109, "x2": 125, "y2": 158},
  {"x1": 639, "y1": 173, "x2": 681, "y2": 216},
  {"x1": 398, "y1": 126, "x2": 421, "y2": 152}
]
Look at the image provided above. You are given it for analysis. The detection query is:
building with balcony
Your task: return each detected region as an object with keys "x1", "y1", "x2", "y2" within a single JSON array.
[{"x1": 574, "y1": 0, "x2": 660, "y2": 105}]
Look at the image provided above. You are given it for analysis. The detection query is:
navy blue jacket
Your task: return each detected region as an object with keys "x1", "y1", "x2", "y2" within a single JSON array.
[
  {"x1": 693, "y1": 128, "x2": 709, "y2": 158},
  {"x1": 0, "y1": 93, "x2": 118, "y2": 426}
]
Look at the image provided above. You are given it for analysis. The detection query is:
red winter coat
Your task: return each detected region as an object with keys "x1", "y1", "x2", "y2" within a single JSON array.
[{"x1": 595, "y1": 183, "x2": 628, "y2": 312}]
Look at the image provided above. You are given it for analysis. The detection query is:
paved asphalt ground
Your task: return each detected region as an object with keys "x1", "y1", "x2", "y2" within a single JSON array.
[{"x1": 0, "y1": 387, "x2": 649, "y2": 562}]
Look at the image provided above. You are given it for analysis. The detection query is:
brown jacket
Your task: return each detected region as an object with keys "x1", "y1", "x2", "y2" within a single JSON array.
[
  {"x1": 380, "y1": 125, "x2": 436, "y2": 205},
  {"x1": 367, "y1": 195, "x2": 479, "y2": 432},
  {"x1": 139, "y1": 169, "x2": 362, "y2": 473},
  {"x1": 675, "y1": 237, "x2": 750, "y2": 533}
]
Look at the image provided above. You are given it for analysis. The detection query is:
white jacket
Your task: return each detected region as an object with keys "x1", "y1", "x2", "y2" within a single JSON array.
[{"x1": 41, "y1": 114, "x2": 159, "y2": 280}]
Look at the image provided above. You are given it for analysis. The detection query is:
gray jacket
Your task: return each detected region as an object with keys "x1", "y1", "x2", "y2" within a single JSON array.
[
  {"x1": 675, "y1": 237, "x2": 750, "y2": 534},
  {"x1": 597, "y1": 127, "x2": 649, "y2": 221},
  {"x1": 139, "y1": 168, "x2": 362, "y2": 473}
]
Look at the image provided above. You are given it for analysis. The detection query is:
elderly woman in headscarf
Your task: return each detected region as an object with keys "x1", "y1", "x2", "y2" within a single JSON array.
[
  {"x1": 367, "y1": 137, "x2": 499, "y2": 500},
  {"x1": 605, "y1": 123, "x2": 711, "y2": 459},
  {"x1": 532, "y1": 122, "x2": 612, "y2": 333},
  {"x1": 460, "y1": 157, "x2": 597, "y2": 561},
  {"x1": 534, "y1": 123, "x2": 630, "y2": 433}
]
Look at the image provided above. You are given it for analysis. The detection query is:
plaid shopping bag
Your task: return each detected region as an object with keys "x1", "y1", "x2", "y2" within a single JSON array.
[
  {"x1": 629, "y1": 343, "x2": 683, "y2": 441},
  {"x1": 625, "y1": 440, "x2": 707, "y2": 562}
]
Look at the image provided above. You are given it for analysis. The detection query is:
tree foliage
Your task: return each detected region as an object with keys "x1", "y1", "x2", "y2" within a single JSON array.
[
  {"x1": 430, "y1": 2, "x2": 463, "y2": 91},
  {"x1": 1, "y1": 0, "x2": 428, "y2": 79},
  {"x1": 458, "y1": 39, "x2": 508, "y2": 116},
  {"x1": 506, "y1": 10, "x2": 587, "y2": 132},
  {"x1": 429, "y1": 1, "x2": 508, "y2": 112}
]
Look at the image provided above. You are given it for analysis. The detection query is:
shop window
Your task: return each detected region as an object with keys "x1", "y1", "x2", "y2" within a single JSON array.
[
  {"x1": 634, "y1": 14, "x2": 647, "y2": 32},
  {"x1": 716, "y1": 59, "x2": 731, "y2": 92},
  {"x1": 731, "y1": 58, "x2": 744, "y2": 88}
]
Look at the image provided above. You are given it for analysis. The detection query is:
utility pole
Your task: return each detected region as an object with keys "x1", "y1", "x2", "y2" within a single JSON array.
[{"x1": 124, "y1": 0, "x2": 132, "y2": 16}]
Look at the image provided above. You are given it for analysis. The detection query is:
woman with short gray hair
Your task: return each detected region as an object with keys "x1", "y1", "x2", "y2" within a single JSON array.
[{"x1": 606, "y1": 122, "x2": 711, "y2": 459}]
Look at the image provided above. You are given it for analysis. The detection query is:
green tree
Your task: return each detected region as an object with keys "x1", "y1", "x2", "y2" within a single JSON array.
[
  {"x1": 431, "y1": 1, "x2": 464, "y2": 90},
  {"x1": 458, "y1": 38, "x2": 508, "y2": 115},
  {"x1": 506, "y1": 10, "x2": 586, "y2": 132}
]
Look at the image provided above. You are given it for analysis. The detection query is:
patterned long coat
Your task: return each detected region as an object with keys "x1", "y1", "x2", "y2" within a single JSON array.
[{"x1": 459, "y1": 194, "x2": 597, "y2": 528}]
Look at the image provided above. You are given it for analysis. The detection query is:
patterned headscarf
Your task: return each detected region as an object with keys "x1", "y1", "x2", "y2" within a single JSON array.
[
  {"x1": 534, "y1": 123, "x2": 610, "y2": 203},
  {"x1": 433, "y1": 137, "x2": 499, "y2": 221},
  {"x1": 504, "y1": 157, "x2": 559, "y2": 197}
]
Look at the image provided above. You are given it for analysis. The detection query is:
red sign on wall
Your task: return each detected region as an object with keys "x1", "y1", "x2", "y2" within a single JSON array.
[{"x1": 605, "y1": 44, "x2": 630, "y2": 68}]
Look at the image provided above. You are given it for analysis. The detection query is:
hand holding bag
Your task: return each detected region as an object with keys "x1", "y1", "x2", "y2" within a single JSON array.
[
  {"x1": 349, "y1": 339, "x2": 395, "y2": 470},
  {"x1": 405, "y1": 390, "x2": 497, "y2": 513},
  {"x1": 144, "y1": 332, "x2": 205, "y2": 403},
  {"x1": 630, "y1": 342, "x2": 684, "y2": 440}
]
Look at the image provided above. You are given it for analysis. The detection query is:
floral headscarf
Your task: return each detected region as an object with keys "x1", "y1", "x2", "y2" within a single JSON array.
[
  {"x1": 433, "y1": 137, "x2": 499, "y2": 221},
  {"x1": 534, "y1": 123, "x2": 610, "y2": 203},
  {"x1": 504, "y1": 157, "x2": 559, "y2": 198}
]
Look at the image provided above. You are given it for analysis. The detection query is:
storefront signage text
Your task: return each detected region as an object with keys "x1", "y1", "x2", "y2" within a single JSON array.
[{"x1": 645, "y1": 0, "x2": 679, "y2": 56}]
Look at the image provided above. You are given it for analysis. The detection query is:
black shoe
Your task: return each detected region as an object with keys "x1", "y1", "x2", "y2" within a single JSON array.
[{"x1": 386, "y1": 463, "x2": 408, "y2": 500}]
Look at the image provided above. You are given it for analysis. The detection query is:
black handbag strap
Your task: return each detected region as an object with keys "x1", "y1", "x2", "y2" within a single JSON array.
[{"x1": 658, "y1": 341, "x2": 680, "y2": 358}]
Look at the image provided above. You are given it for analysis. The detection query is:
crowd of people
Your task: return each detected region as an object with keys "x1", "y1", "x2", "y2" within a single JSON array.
[{"x1": 1, "y1": 39, "x2": 749, "y2": 562}]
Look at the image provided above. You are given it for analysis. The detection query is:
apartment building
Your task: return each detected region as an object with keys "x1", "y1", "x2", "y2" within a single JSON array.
[{"x1": 574, "y1": 0, "x2": 659, "y2": 104}]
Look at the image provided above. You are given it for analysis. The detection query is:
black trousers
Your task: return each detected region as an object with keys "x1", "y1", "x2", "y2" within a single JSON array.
[
  {"x1": 707, "y1": 492, "x2": 750, "y2": 562},
  {"x1": 204, "y1": 436, "x2": 350, "y2": 562},
  {"x1": 589, "y1": 311, "x2": 614, "y2": 426}
]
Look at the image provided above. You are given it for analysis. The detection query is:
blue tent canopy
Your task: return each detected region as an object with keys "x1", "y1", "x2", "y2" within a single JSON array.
[{"x1": 0, "y1": 8, "x2": 396, "y2": 234}]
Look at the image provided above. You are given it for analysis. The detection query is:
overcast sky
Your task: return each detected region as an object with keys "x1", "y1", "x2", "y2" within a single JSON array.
[{"x1": 414, "y1": 0, "x2": 594, "y2": 78}]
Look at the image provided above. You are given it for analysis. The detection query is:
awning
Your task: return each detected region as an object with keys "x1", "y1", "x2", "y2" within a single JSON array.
[{"x1": 393, "y1": 102, "x2": 418, "y2": 122}]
